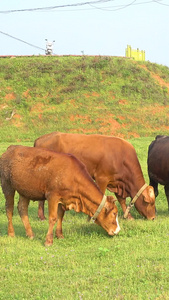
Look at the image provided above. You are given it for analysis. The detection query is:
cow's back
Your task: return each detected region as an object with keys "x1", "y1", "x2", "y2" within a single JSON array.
[
  {"x1": 34, "y1": 131, "x2": 61, "y2": 151},
  {"x1": 34, "y1": 132, "x2": 140, "y2": 181},
  {"x1": 35, "y1": 133, "x2": 130, "y2": 164},
  {"x1": 1, "y1": 145, "x2": 93, "y2": 200},
  {"x1": 148, "y1": 136, "x2": 169, "y2": 184}
]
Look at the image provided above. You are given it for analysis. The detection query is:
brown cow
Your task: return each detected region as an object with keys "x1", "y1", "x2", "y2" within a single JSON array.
[
  {"x1": 0, "y1": 145, "x2": 120, "y2": 246},
  {"x1": 34, "y1": 132, "x2": 156, "y2": 220}
]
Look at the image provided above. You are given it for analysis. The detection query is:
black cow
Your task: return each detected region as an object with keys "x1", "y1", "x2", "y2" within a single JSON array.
[{"x1": 148, "y1": 135, "x2": 169, "y2": 211}]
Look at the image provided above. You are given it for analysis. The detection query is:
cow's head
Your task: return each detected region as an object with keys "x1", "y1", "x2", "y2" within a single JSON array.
[
  {"x1": 134, "y1": 186, "x2": 156, "y2": 220},
  {"x1": 95, "y1": 196, "x2": 120, "y2": 235}
]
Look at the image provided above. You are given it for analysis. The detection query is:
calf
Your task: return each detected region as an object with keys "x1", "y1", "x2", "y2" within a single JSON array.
[{"x1": 0, "y1": 145, "x2": 120, "y2": 246}]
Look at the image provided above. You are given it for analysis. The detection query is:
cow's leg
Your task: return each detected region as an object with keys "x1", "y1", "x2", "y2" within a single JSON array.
[
  {"x1": 55, "y1": 203, "x2": 65, "y2": 239},
  {"x1": 45, "y1": 197, "x2": 58, "y2": 246},
  {"x1": 116, "y1": 196, "x2": 134, "y2": 220},
  {"x1": 149, "y1": 178, "x2": 158, "y2": 198},
  {"x1": 5, "y1": 191, "x2": 15, "y2": 237},
  {"x1": 38, "y1": 200, "x2": 46, "y2": 220},
  {"x1": 164, "y1": 184, "x2": 169, "y2": 212},
  {"x1": 149, "y1": 178, "x2": 158, "y2": 213},
  {"x1": 17, "y1": 195, "x2": 34, "y2": 239}
]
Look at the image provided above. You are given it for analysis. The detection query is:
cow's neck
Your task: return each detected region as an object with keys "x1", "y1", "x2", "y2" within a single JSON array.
[
  {"x1": 81, "y1": 193, "x2": 104, "y2": 218},
  {"x1": 81, "y1": 182, "x2": 104, "y2": 216},
  {"x1": 66, "y1": 184, "x2": 104, "y2": 218},
  {"x1": 124, "y1": 157, "x2": 146, "y2": 198},
  {"x1": 127, "y1": 173, "x2": 145, "y2": 199}
]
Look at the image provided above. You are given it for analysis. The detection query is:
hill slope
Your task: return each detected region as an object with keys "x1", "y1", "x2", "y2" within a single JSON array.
[{"x1": 0, "y1": 55, "x2": 169, "y2": 142}]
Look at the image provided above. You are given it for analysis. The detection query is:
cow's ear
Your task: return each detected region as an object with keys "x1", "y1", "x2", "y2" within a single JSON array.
[
  {"x1": 104, "y1": 198, "x2": 111, "y2": 212},
  {"x1": 104, "y1": 196, "x2": 117, "y2": 213},
  {"x1": 144, "y1": 186, "x2": 155, "y2": 203},
  {"x1": 149, "y1": 186, "x2": 155, "y2": 198}
]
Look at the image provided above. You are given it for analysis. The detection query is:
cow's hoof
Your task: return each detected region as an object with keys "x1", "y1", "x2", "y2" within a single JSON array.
[
  {"x1": 45, "y1": 240, "x2": 53, "y2": 247},
  {"x1": 127, "y1": 215, "x2": 134, "y2": 220},
  {"x1": 38, "y1": 216, "x2": 46, "y2": 221},
  {"x1": 26, "y1": 231, "x2": 35, "y2": 239},
  {"x1": 56, "y1": 229, "x2": 64, "y2": 239},
  {"x1": 8, "y1": 232, "x2": 15, "y2": 237},
  {"x1": 125, "y1": 212, "x2": 134, "y2": 220},
  {"x1": 57, "y1": 234, "x2": 64, "y2": 239}
]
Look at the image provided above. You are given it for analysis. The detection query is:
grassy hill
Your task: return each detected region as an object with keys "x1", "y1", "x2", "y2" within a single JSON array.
[{"x1": 0, "y1": 55, "x2": 169, "y2": 142}]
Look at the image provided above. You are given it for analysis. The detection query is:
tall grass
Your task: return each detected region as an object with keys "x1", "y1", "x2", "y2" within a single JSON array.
[{"x1": 0, "y1": 138, "x2": 169, "y2": 300}]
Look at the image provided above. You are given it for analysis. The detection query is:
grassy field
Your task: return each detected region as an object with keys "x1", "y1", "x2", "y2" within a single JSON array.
[{"x1": 0, "y1": 138, "x2": 169, "y2": 300}]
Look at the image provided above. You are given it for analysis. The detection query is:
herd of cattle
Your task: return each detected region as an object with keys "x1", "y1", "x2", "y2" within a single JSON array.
[{"x1": 0, "y1": 132, "x2": 168, "y2": 246}]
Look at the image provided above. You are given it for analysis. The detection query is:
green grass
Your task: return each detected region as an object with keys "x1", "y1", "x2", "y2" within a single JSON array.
[{"x1": 0, "y1": 139, "x2": 169, "y2": 299}]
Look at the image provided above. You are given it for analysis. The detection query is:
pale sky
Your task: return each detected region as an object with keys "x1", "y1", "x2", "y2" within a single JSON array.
[{"x1": 0, "y1": 0, "x2": 169, "y2": 67}]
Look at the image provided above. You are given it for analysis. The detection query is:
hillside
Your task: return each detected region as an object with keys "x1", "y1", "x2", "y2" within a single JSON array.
[{"x1": 0, "y1": 55, "x2": 169, "y2": 142}]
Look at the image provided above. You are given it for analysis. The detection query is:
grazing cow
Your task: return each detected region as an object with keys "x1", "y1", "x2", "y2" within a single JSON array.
[
  {"x1": 148, "y1": 135, "x2": 169, "y2": 211},
  {"x1": 34, "y1": 132, "x2": 156, "y2": 220},
  {"x1": 0, "y1": 145, "x2": 120, "y2": 246}
]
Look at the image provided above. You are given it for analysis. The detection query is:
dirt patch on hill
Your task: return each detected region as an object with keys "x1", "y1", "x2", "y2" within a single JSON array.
[
  {"x1": 31, "y1": 103, "x2": 45, "y2": 113},
  {"x1": 140, "y1": 64, "x2": 169, "y2": 92},
  {"x1": 118, "y1": 99, "x2": 128, "y2": 105},
  {"x1": 11, "y1": 114, "x2": 23, "y2": 127},
  {"x1": 22, "y1": 89, "x2": 31, "y2": 99},
  {"x1": 96, "y1": 115, "x2": 121, "y2": 133},
  {"x1": 69, "y1": 114, "x2": 92, "y2": 124},
  {"x1": 5, "y1": 93, "x2": 15, "y2": 101},
  {"x1": 68, "y1": 113, "x2": 140, "y2": 138},
  {"x1": 143, "y1": 104, "x2": 169, "y2": 114},
  {"x1": 84, "y1": 92, "x2": 100, "y2": 98}
]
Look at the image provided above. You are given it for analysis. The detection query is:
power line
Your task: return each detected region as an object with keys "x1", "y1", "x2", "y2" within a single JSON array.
[
  {"x1": 153, "y1": 0, "x2": 169, "y2": 6},
  {"x1": 0, "y1": 0, "x2": 167, "y2": 13},
  {"x1": 0, "y1": 0, "x2": 112, "y2": 13},
  {"x1": 89, "y1": 0, "x2": 137, "y2": 11},
  {"x1": 89, "y1": 0, "x2": 164, "y2": 11},
  {"x1": 0, "y1": 30, "x2": 46, "y2": 52}
]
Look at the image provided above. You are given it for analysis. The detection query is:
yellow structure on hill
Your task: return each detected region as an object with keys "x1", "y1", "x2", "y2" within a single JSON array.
[{"x1": 125, "y1": 45, "x2": 145, "y2": 61}]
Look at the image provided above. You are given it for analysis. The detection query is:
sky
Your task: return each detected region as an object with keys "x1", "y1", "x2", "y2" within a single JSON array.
[{"x1": 0, "y1": 0, "x2": 169, "y2": 67}]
